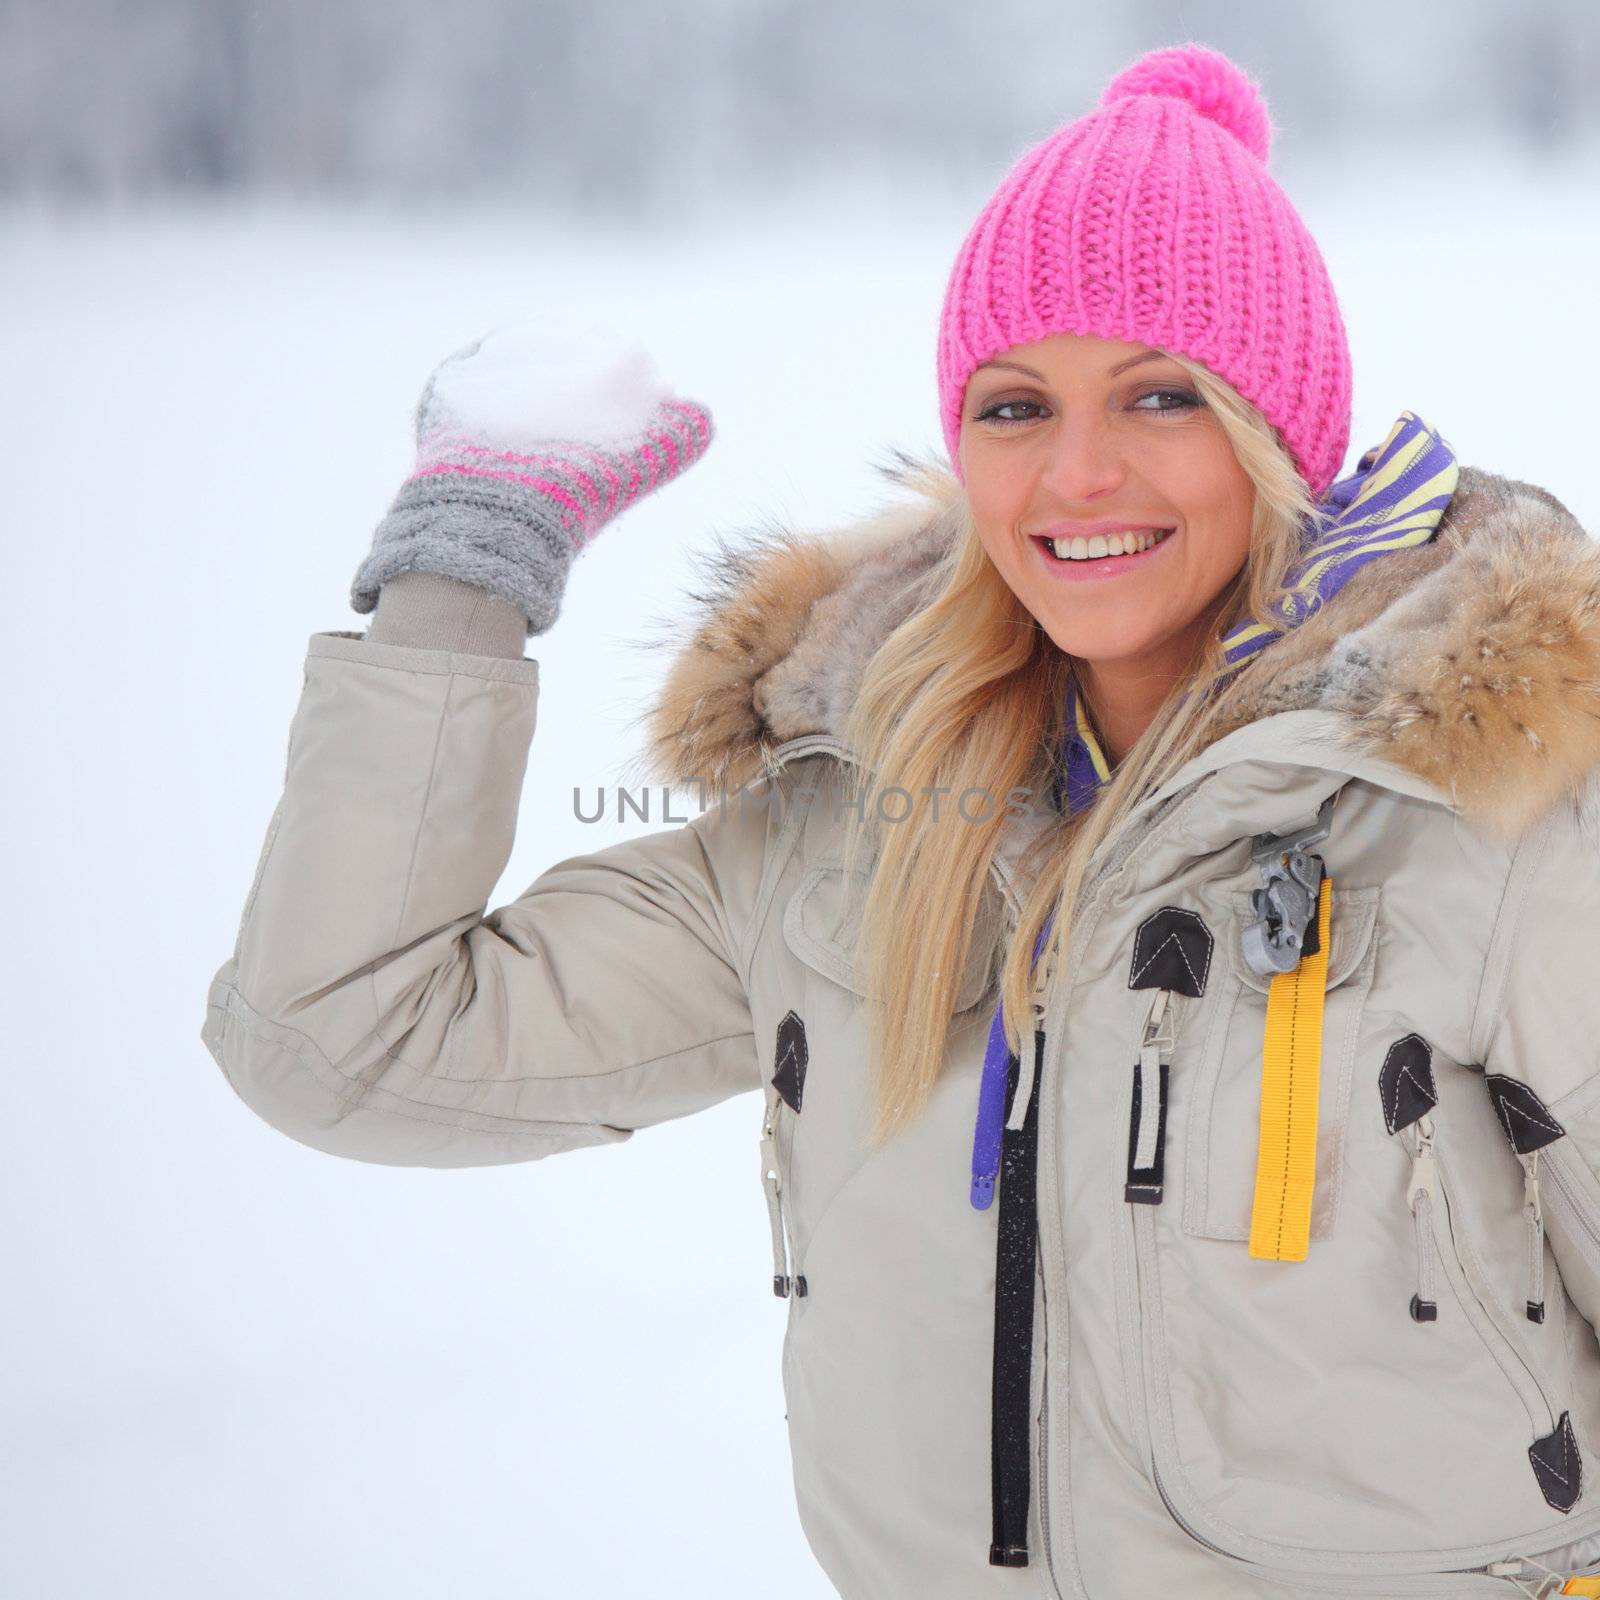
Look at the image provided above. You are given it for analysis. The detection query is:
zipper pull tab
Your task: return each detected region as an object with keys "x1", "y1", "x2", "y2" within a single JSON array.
[
  {"x1": 1521, "y1": 1151, "x2": 1546, "y2": 1323},
  {"x1": 1141, "y1": 985, "x2": 1176, "y2": 1061},
  {"x1": 1406, "y1": 1113, "x2": 1437, "y2": 1208},
  {"x1": 761, "y1": 1087, "x2": 792, "y2": 1297},
  {"x1": 1407, "y1": 1114, "x2": 1439, "y2": 1323},
  {"x1": 1125, "y1": 988, "x2": 1175, "y2": 1204},
  {"x1": 1003, "y1": 947, "x2": 1055, "y2": 1134},
  {"x1": 1028, "y1": 927, "x2": 1056, "y2": 1031},
  {"x1": 1486, "y1": 1552, "x2": 1577, "y2": 1598}
]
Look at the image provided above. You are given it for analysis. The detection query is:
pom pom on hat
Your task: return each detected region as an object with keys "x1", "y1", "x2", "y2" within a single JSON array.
[{"x1": 1099, "y1": 42, "x2": 1274, "y2": 162}]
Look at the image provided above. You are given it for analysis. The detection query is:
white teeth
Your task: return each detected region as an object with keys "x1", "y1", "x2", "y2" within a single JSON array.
[{"x1": 1047, "y1": 528, "x2": 1172, "y2": 562}]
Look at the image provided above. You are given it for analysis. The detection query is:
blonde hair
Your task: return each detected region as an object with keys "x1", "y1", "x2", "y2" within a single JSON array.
[{"x1": 839, "y1": 352, "x2": 1327, "y2": 1144}]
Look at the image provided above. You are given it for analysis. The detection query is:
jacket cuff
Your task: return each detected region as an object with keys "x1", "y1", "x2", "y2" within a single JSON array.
[{"x1": 308, "y1": 629, "x2": 541, "y2": 684}]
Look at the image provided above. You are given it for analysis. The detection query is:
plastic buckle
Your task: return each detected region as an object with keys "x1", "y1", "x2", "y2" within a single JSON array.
[{"x1": 1240, "y1": 793, "x2": 1336, "y2": 979}]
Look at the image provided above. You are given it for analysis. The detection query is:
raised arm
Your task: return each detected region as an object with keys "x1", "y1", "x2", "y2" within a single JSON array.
[{"x1": 200, "y1": 326, "x2": 776, "y2": 1167}]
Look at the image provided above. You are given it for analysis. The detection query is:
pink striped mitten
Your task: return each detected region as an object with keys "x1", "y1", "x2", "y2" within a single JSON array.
[{"x1": 349, "y1": 324, "x2": 715, "y2": 636}]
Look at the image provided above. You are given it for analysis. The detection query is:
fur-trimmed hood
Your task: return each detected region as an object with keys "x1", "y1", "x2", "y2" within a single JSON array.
[{"x1": 641, "y1": 452, "x2": 1600, "y2": 846}]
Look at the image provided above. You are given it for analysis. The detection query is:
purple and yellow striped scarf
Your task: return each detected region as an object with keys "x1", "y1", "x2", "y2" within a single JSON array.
[{"x1": 971, "y1": 410, "x2": 1459, "y2": 1208}]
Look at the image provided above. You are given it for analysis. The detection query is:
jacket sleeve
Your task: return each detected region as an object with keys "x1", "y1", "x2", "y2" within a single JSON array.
[
  {"x1": 1476, "y1": 795, "x2": 1600, "y2": 1340},
  {"x1": 201, "y1": 630, "x2": 774, "y2": 1168}
]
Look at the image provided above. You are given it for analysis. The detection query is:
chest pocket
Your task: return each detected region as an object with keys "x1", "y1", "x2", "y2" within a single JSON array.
[
  {"x1": 1180, "y1": 883, "x2": 1381, "y2": 1242},
  {"x1": 767, "y1": 862, "x2": 1001, "y2": 1299},
  {"x1": 782, "y1": 861, "x2": 1002, "y2": 1013}
]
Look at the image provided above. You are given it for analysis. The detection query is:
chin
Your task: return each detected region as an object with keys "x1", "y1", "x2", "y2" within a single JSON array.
[{"x1": 1033, "y1": 610, "x2": 1158, "y2": 662}]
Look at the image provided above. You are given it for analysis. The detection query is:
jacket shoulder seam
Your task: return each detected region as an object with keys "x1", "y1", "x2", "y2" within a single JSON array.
[
  {"x1": 1471, "y1": 807, "x2": 1563, "y2": 1067},
  {"x1": 736, "y1": 758, "x2": 830, "y2": 985}
]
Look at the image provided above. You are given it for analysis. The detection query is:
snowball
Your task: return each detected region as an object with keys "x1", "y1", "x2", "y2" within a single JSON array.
[{"x1": 425, "y1": 319, "x2": 678, "y2": 450}]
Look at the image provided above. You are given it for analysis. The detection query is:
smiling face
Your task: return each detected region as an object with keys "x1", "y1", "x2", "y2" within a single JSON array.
[{"x1": 958, "y1": 331, "x2": 1257, "y2": 748}]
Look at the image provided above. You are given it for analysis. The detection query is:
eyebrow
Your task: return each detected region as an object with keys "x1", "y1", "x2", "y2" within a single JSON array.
[{"x1": 976, "y1": 350, "x2": 1170, "y2": 381}]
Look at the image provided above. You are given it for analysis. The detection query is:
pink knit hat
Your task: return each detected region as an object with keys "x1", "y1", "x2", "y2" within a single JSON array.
[{"x1": 936, "y1": 43, "x2": 1352, "y2": 499}]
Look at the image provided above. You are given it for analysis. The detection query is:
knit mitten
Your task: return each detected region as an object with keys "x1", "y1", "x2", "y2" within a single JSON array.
[{"x1": 349, "y1": 324, "x2": 715, "y2": 636}]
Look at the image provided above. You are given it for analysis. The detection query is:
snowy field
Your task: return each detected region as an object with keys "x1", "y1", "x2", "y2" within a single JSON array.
[{"x1": 3, "y1": 143, "x2": 1597, "y2": 1598}]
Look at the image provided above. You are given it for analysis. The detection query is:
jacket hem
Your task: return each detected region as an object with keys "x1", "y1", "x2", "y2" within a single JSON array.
[{"x1": 307, "y1": 629, "x2": 540, "y2": 683}]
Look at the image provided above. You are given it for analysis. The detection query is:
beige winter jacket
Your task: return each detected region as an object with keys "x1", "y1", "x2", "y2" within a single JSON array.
[{"x1": 203, "y1": 458, "x2": 1600, "y2": 1598}]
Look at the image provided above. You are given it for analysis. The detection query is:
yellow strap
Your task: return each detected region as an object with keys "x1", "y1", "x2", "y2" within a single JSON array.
[
  {"x1": 1248, "y1": 872, "x2": 1333, "y2": 1262},
  {"x1": 1561, "y1": 1578, "x2": 1600, "y2": 1596}
]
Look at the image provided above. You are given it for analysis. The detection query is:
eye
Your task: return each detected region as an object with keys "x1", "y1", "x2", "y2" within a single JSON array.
[
  {"x1": 974, "y1": 399, "x2": 1047, "y2": 427},
  {"x1": 1133, "y1": 387, "x2": 1201, "y2": 414}
]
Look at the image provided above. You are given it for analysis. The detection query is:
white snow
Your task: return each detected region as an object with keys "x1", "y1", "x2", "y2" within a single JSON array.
[
  {"x1": 2, "y1": 142, "x2": 1597, "y2": 1599},
  {"x1": 422, "y1": 319, "x2": 684, "y2": 450}
]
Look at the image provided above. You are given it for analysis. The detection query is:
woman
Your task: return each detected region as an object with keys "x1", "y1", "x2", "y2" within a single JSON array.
[{"x1": 202, "y1": 43, "x2": 1600, "y2": 1600}]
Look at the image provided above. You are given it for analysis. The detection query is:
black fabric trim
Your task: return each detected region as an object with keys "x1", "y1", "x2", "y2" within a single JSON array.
[
  {"x1": 773, "y1": 1009, "x2": 808, "y2": 1113},
  {"x1": 1124, "y1": 1058, "x2": 1170, "y2": 1204},
  {"x1": 1379, "y1": 1034, "x2": 1438, "y2": 1134},
  {"x1": 1127, "y1": 907, "x2": 1214, "y2": 997},
  {"x1": 1485, "y1": 1073, "x2": 1565, "y2": 1154},
  {"x1": 989, "y1": 1029, "x2": 1043, "y2": 1568},
  {"x1": 1529, "y1": 1410, "x2": 1583, "y2": 1512},
  {"x1": 1298, "y1": 883, "x2": 1322, "y2": 959}
]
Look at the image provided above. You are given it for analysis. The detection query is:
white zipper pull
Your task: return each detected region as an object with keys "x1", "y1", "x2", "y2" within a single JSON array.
[
  {"x1": 1406, "y1": 1113, "x2": 1436, "y2": 1206},
  {"x1": 1124, "y1": 987, "x2": 1177, "y2": 1204},
  {"x1": 1032, "y1": 947, "x2": 1051, "y2": 1019},
  {"x1": 1141, "y1": 985, "x2": 1176, "y2": 1053},
  {"x1": 1004, "y1": 944, "x2": 1055, "y2": 1133},
  {"x1": 1407, "y1": 1114, "x2": 1439, "y2": 1322},
  {"x1": 1133, "y1": 988, "x2": 1174, "y2": 1172},
  {"x1": 761, "y1": 1085, "x2": 793, "y2": 1297},
  {"x1": 1485, "y1": 1551, "x2": 1571, "y2": 1597},
  {"x1": 1521, "y1": 1151, "x2": 1546, "y2": 1323}
]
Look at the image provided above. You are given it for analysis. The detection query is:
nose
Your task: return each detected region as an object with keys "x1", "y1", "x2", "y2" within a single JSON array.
[{"x1": 1038, "y1": 415, "x2": 1128, "y2": 504}]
